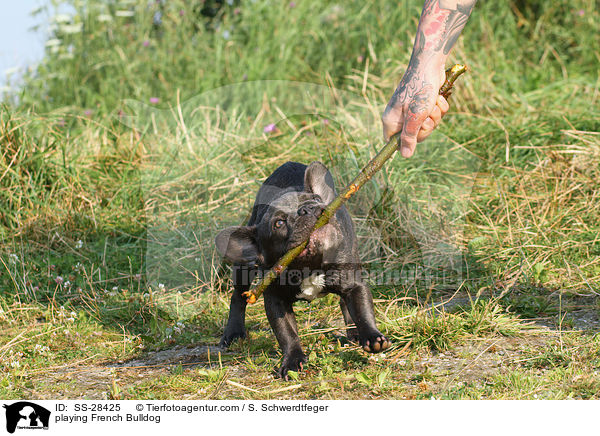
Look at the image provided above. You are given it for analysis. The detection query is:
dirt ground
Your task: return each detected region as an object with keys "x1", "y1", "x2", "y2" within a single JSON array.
[{"x1": 19, "y1": 293, "x2": 599, "y2": 400}]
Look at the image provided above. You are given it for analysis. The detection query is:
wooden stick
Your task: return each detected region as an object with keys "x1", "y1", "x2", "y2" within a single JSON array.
[{"x1": 243, "y1": 64, "x2": 468, "y2": 304}]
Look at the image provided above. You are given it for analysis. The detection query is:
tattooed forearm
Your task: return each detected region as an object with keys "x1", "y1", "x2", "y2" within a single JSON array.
[
  {"x1": 389, "y1": 0, "x2": 476, "y2": 109},
  {"x1": 410, "y1": 0, "x2": 477, "y2": 63},
  {"x1": 381, "y1": 0, "x2": 476, "y2": 148}
]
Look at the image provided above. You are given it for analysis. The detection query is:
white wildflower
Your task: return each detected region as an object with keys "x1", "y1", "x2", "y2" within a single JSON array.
[
  {"x1": 115, "y1": 10, "x2": 135, "y2": 17},
  {"x1": 52, "y1": 14, "x2": 72, "y2": 23},
  {"x1": 34, "y1": 344, "x2": 50, "y2": 354},
  {"x1": 45, "y1": 38, "x2": 62, "y2": 48},
  {"x1": 60, "y1": 23, "x2": 82, "y2": 34}
]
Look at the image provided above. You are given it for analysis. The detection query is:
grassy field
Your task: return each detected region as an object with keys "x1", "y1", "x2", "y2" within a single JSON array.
[{"x1": 1, "y1": 0, "x2": 599, "y2": 399}]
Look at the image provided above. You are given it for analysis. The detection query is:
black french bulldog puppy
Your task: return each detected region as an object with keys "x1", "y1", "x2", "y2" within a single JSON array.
[{"x1": 215, "y1": 161, "x2": 390, "y2": 378}]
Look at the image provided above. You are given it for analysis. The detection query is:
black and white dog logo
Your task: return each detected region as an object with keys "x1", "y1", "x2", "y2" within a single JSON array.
[{"x1": 3, "y1": 402, "x2": 50, "y2": 434}]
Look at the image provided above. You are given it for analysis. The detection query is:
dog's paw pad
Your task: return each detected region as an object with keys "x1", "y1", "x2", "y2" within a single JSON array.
[{"x1": 362, "y1": 335, "x2": 391, "y2": 353}]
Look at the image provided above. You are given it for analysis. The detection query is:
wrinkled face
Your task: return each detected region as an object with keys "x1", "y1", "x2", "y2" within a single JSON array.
[
  {"x1": 256, "y1": 191, "x2": 339, "y2": 266},
  {"x1": 215, "y1": 161, "x2": 343, "y2": 268}
]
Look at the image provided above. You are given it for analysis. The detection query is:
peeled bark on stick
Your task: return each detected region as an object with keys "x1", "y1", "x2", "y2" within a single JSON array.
[{"x1": 243, "y1": 64, "x2": 467, "y2": 304}]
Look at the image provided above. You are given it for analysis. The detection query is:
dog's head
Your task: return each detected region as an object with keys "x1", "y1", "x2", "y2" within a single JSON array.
[{"x1": 215, "y1": 162, "x2": 344, "y2": 267}]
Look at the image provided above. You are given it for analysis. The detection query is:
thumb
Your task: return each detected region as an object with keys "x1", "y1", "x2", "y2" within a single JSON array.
[{"x1": 381, "y1": 106, "x2": 404, "y2": 142}]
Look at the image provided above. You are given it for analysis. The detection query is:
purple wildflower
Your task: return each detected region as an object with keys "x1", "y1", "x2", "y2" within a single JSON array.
[
  {"x1": 263, "y1": 123, "x2": 277, "y2": 134},
  {"x1": 84, "y1": 109, "x2": 93, "y2": 117},
  {"x1": 150, "y1": 97, "x2": 160, "y2": 104},
  {"x1": 289, "y1": 2, "x2": 296, "y2": 8},
  {"x1": 143, "y1": 40, "x2": 150, "y2": 47},
  {"x1": 577, "y1": 9, "x2": 585, "y2": 16},
  {"x1": 179, "y1": 9, "x2": 185, "y2": 17}
]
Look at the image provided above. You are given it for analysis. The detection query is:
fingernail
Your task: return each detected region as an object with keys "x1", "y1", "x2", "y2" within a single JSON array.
[{"x1": 401, "y1": 146, "x2": 412, "y2": 158}]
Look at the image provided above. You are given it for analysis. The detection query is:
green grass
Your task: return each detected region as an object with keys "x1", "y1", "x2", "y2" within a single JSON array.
[{"x1": 1, "y1": 0, "x2": 599, "y2": 399}]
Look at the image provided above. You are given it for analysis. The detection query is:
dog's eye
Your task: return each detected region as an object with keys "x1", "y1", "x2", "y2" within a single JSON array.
[{"x1": 273, "y1": 219, "x2": 285, "y2": 229}]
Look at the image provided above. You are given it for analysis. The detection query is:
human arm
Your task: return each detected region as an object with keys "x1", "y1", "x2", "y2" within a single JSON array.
[{"x1": 382, "y1": 0, "x2": 477, "y2": 157}]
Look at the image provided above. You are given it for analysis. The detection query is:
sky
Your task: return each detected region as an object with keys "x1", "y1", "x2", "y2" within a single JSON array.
[{"x1": 0, "y1": 0, "x2": 49, "y2": 91}]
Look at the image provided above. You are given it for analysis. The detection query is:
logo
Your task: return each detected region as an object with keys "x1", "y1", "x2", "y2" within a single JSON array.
[{"x1": 3, "y1": 402, "x2": 50, "y2": 434}]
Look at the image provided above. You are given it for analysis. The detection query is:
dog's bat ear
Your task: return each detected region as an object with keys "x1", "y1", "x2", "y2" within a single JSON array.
[
  {"x1": 304, "y1": 161, "x2": 336, "y2": 204},
  {"x1": 215, "y1": 226, "x2": 260, "y2": 264}
]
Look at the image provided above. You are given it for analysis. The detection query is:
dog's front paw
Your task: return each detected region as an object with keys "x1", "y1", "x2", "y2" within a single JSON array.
[
  {"x1": 277, "y1": 350, "x2": 307, "y2": 380},
  {"x1": 361, "y1": 332, "x2": 391, "y2": 353},
  {"x1": 219, "y1": 327, "x2": 246, "y2": 348}
]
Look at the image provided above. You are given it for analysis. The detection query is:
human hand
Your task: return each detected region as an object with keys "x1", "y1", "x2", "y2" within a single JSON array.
[{"x1": 381, "y1": 64, "x2": 449, "y2": 158}]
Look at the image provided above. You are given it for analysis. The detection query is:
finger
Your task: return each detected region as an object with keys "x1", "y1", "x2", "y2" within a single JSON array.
[
  {"x1": 422, "y1": 117, "x2": 435, "y2": 131},
  {"x1": 416, "y1": 100, "x2": 446, "y2": 143},
  {"x1": 437, "y1": 95, "x2": 449, "y2": 116},
  {"x1": 417, "y1": 120, "x2": 435, "y2": 142},
  {"x1": 400, "y1": 114, "x2": 427, "y2": 157},
  {"x1": 429, "y1": 105, "x2": 442, "y2": 127}
]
